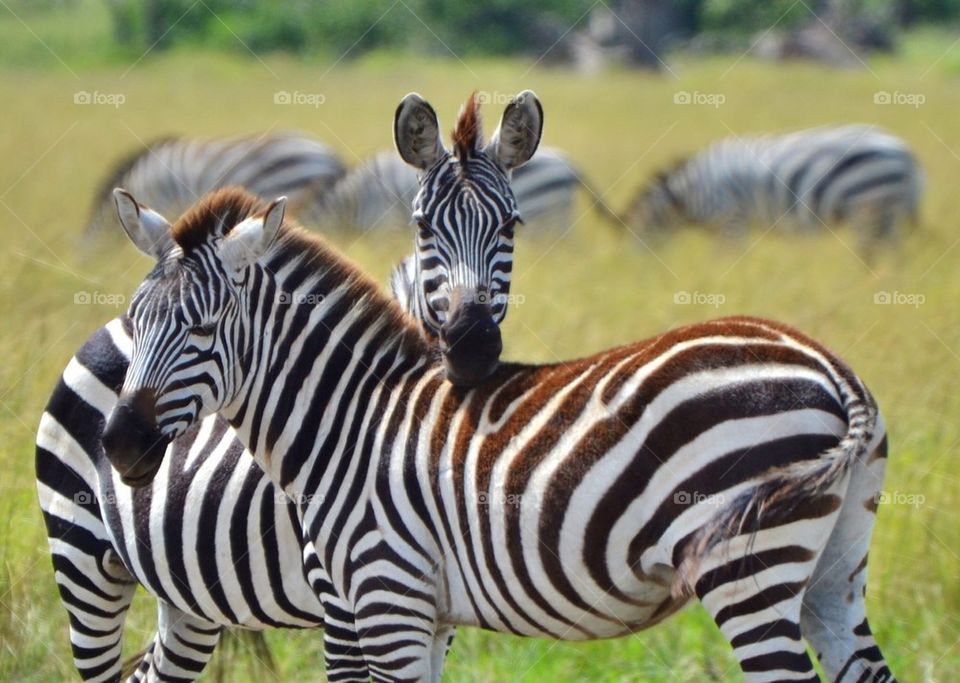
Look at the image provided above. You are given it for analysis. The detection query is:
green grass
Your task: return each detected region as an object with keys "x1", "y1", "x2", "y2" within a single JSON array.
[{"x1": 3, "y1": 16, "x2": 960, "y2": 682}]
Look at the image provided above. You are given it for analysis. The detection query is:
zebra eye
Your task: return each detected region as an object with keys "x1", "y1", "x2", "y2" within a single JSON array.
[
  {"x1": 417, "y1": 220, "x2": 433, "y2": 236},
  {"x1": 189, "y1": 322, "x2": 216, "y2": 337}
]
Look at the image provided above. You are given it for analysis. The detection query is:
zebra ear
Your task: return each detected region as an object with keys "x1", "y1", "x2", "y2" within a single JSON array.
[
  {"x1": 394, "y1": 93, "x2": 445, "y2": 170},
  {"x1": 220, "y1": 197, "x2": 286, "y2": 271},
  {"x1": 485, "y1": 90, "x2": 543, "y2": 173},
  {"x1": 113, "y1": 188, "x2": 172, "y2": 259}
]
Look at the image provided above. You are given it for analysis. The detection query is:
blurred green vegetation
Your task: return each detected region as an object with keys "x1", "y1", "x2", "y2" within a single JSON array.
[{"x1": 3, "y1": 0, "x2": 960, "y2": 68}]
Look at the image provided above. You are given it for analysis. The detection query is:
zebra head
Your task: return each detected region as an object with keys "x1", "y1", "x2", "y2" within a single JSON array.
[
  {"x1": 102, "y1": 188, "x2": 286, "y2": 486},
  {"x1": 394, "y1": 91, "x2": 543, "y2": 387},
  {"x1": 629, "y1": 169, "x2": 688, "y2": 233}
]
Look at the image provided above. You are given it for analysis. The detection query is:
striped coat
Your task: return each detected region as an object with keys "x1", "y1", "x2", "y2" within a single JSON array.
[
  {"x1": 86, "y1": 132, "x2": 345, "y2": 235},
  {"x1": 103, "y1": 187, "x2": 897, "y2": 682},
  {"x1": 625, "y1": 125, "x2": 922, "y2": 243}
]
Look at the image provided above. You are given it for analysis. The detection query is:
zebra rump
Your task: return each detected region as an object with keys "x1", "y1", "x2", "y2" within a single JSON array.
[
  {"x1": 85, "y1": 132, "x2": 346, "y2": 235},
  {"x1": 624, "y1": 124, "x2": 922, "y2": 242}
]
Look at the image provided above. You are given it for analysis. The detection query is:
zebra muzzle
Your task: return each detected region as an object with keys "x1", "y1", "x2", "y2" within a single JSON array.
[
  {"x1": 102, "y1": 388, "x2": 170, "y2": 487},
  {"x1": 439, "y1": 296, "x2": 502, "y2": 387}
]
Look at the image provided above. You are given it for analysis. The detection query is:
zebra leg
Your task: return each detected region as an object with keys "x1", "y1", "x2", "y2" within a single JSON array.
[
  {"x1": 428, "y1": 625, "x2": 455, "y2": 683},
  {"x1": 350, "y1": 584, "x2": 439, "y2": 682},
  {"x1": 692, "y1": 497, "x2": 848, "y2": 682},
  {"x1": 127, "y1": 601, "x2": 222, "y2": 682},
  {"x1": 321, "y1": 593, "x2": 369, "y2": 682},
  {"x1": 54, "y1": 544, "x2": 137, "y2": 683},
  {"x1": 800, "y1": 436, "x2": 897, "y2": 682}
]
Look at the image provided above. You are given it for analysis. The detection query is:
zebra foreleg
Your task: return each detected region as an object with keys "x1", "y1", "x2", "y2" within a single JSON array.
[
  {"x1": 349, "y1": 583, "x2": 439, "y2": 682},
  {"x1": 127, "y1": 601, "x2": 222, "y2": 682},
  {"x1": 54, "y1": 544, "x2": 137, "y2": 683},
  {"x1": 321, "y1": 592, "x2": 370, "y2": 682},
  {"x1": 428, "y1": 625, "x2": 455, "y2": 683}
]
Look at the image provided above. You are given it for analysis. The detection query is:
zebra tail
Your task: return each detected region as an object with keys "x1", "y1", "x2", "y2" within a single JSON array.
[{"x1": 672, "y1": 384, "x2": 878, "y2": 599}]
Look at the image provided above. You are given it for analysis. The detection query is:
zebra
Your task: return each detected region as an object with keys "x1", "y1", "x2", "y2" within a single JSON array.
[
  {"x1": 85, "y1": 131, "x2": 346, "y2": 236},
  {"x1": 303, "y1": 146, "x2": 613, "y2": 232},
  {"x1": 623, "y1": 125, "x2": 922, "y2": 246},
  {"x1": 103, "y1": 184, "x2": 896, "y2": 682},
  {"x1": 38, "y1": 91, "x2": 542, "y2": 681}
]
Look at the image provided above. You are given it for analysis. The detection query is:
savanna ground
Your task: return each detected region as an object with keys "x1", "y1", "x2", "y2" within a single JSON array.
[{"x1": 2, "y1": 3, "x2": 960, "y2": 681}]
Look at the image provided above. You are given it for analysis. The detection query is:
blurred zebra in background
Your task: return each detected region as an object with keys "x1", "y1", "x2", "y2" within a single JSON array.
[
  {"x1": 85, "y1": 131, "x2": 345, "y2": 235},
  {"x1": 303, "y1": 145, "x2": 615, "y2": 231},
  {"x1": 623, "y1": 125, "x2": 922, "y2": 248}
]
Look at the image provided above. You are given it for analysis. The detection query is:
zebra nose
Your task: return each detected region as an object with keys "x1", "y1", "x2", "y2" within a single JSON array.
[
  {"x1": 102, "y1": 388, "x2": 169, "y2": 487},
  {"x1": 439, "y1": 298, "x2": 502, "y2": 387}
]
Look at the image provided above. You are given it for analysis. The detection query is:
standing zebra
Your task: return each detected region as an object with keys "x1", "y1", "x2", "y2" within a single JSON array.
[
  {"x1": 85, "y1": 131, "x2": 346, "y2": 235},
  {"x1": 623, "y1": 125, "x2": 922, "y2": 245},
  {"x1": 38, "y1": 91, "x2": 542, "y2": 681},
  {"x1": 303, "y1": 145, "x2": 610, "y2": 232},
  {"x1": 104, "y1": 184, "x2": 896, "y2": 683}
]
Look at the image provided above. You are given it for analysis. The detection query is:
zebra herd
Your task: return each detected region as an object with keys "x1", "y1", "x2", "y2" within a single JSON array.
[
  {"x1": 84, "y1": 117, "x2": 921, "y2": 252},
  {"x1": 37, "y1": 90, "x2": 901, "y2": 682}
]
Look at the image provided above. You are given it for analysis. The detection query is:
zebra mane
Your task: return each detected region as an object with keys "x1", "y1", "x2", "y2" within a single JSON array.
[
  {"x1": 171, "y1": 186, "x2": 430, "y2": 354},
  {"x1": 171, "y1": 186, "x2": 265, "y2": 252},
  {"x1": 451, "y1": 92, "x2": 483, "y2": 160}
]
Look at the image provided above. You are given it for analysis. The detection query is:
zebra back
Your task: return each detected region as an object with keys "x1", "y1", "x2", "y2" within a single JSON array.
[
  {"x1": 85, "y1": 132, "x2": 346, "y2": 235},
  {"x1": 624, "y1": 124, "x2": 922, "y2": 241}
]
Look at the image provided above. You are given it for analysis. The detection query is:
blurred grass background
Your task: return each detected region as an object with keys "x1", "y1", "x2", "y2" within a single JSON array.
[{"x1": 3, "y1": 1, "x2": 960, "y2": 681}]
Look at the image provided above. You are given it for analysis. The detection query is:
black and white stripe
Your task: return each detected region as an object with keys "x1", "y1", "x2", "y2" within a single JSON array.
[
  {"x1": 86, "y1": 132, "x2": 346, "y2": 235},
  {"x1": 104, "y1": 186, "x2": 897, "y2": 683},
  {"x1": 304, "y1": 146, "x2": 601, "y2": 232},
  {"x1": 625, "y1": 125, "x2": 922, "y2": 242}
]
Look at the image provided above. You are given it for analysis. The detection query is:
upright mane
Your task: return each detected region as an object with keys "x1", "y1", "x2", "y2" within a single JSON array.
[
  {"x1": 171, "y1": 186, "x2": 264, "y2": 252},
  {"x1": 451, "y1": 92, "x2": 483, "y2": 160}
]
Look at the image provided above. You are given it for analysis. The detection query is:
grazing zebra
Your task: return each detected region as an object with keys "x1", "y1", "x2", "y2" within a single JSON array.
[
  {"x1": 304, "y1": 145, "x2": 609, "y2": 232},
  {"x1": 85, "y1": 131, "x2": 346, "y2": 235},
  {"x1": 103, "y1": 185, "x2": 896, "y2": 682},
  {"x1": 623, "y1": 125, "x2": 922, "y2": 245},
  {"x1": 38, "y1": 91, "x2": 541, "y2": 681}
]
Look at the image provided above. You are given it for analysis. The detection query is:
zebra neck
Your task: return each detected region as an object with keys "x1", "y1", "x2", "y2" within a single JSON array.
[{"x1": 222, "y1": 239, "x2": 433, "y2": 494}]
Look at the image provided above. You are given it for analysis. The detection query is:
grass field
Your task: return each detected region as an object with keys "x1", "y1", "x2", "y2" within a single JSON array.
[{"x1": 3, "y1": 6, "x2": 960, "y2": 681}]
